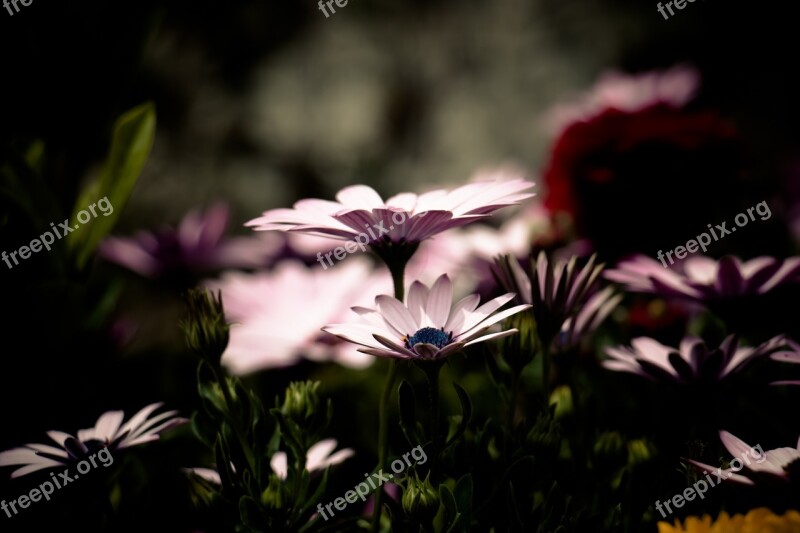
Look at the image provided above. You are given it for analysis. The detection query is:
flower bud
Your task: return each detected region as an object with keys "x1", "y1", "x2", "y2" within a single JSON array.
[
  {"x1": 525, "y1": 410, "x2": 561, "y2": 462},
  {"x1": 402, "y1": 472, "x2": 439, "y2": 522},
  {"x1": 281, "y1": 381, "x2": 322, "y2": 426},
  {"x1": 182, "y1": 289, "x2": 229, "y2": 364},
  {"x1": 594, "y1": 431, "x2": 626, "y2": 464},
  {"x1": 548, "y1": 384, "x2": 573, "y2": 419},
  {"x1": 627, "y1": 438, "x2": 656, "y2": 467}
]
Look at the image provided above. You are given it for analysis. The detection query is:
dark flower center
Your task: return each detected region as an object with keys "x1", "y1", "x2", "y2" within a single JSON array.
[{"x1": 406, "y1": 327, "x2": 453, "y2": 349}]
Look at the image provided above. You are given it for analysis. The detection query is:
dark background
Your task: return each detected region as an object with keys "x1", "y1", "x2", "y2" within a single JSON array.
[{"x1": 1, "y1": 0, "x2": 799, "y2": 530}]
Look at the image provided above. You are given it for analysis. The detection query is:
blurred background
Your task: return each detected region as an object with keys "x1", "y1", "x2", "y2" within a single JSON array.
[{"x1": 2, "y1": 0, "x2": 800, "y2": 530}]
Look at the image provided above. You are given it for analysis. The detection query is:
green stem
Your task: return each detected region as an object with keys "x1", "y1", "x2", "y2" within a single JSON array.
[
  {"x1": 541, "y1": 341, "x2": 551, "y2": 403},
  {"x1": 372, "y1": 255, "x2": 407, "y2": 532},
  {"x1": 213, "y1": 366, "x2": 257, "y2": 475},
  {"x1": 388, "y1": 261, "x2": 405, "y2": 301},
  {"x1": 372, "y1": 360, "x2": 398, "y2": 531},
  {"x1": 423, "y1": 362, "x2": 443, "y2": 478},
  {"x1": 507, "y1": 372, "x2": 520, "y2": 436}
]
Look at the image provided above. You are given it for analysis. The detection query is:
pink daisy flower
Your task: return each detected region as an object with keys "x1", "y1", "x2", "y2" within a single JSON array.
[
  {"x1": 603, "y1": 334, "x2": 787, "y2": 383},
  {"x1": 322, "y1": 274, "x2": 531, "y2": 361},
  {"x1": 0, "y1": 403, "x2": 186, "y2": 478},
  {"x1": 605, "y1": 254, "x2": 800, "y2": 303},
  {"x1": 687, "y1": 430, "x2": 800, "y2": 486},
  {"x1": 246, "y1": 175, "x2": 535, "y2": 247}
]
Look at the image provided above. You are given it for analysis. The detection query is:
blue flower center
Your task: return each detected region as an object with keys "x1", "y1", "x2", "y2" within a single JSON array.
[{"x1": 405, "y1": 327, "x2": 453, "y2": 349}]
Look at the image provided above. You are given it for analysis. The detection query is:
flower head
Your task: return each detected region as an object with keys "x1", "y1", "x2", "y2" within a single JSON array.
[
  {"x1": 101, "y1": 204, "x2": 279, "y2": 279},
  {"x1": 323, "y1": 274, "x2": 531, "y2": 361},
  {"x1": 206, "y1": 258, "x2": 392, "y2": 374},
  {"x1": 686, "y1": 431, "x2": 800, "y2": 486},
  {"x1": 658, "y1": 508, "x2": 800, "y2": 532},
  {"x1": 246, "y1": 174, "x2": 534, "y2": 248},
  {"x1": 605, "y1": 255, "x2": 800, "y2": 304},
  {"x1": 493, "y1": 252, "x2": 615, "y2": 349},
  {"x1": 0, "y1": 403, "x2": 186, "y2": 478},
  {"x1": 603, "y1": 334, "x2": 787, "y2": 383}
]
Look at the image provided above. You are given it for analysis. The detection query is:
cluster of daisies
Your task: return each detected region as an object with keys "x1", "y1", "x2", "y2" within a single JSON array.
[{"x1": 6, "y1": 66, "x2": 800, "y2": 532}]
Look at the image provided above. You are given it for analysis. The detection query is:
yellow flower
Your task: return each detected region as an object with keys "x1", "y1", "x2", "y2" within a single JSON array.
[{"x1": 658, "y1": 508, "x2": 800, "y2": 533}]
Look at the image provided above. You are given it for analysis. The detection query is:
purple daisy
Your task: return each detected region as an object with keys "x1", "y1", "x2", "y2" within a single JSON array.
[
  {"x1": 100, "y1": 204, "x2": 280, "y2": 279},
  {"x1": 687, "y1": 430, "x2": 800, "y2": 486},
  {"x1": 603, "y1": 334, "x2": 787, "y2": 383},
  {"x1": 0, "y1": 403, "x2": 186, "y2": 478},
  {"x1": 605, "y1": 254, "x2": 800, "y2": 304},
  {"x1": 492, "y1": 252, "x2": 615, "y2": 348},
  {"x1": 246, "y1": 174, "x2": 535, "y2": 246},
  {"x1": 322, "y1": 274, "x2": 531, "y2": 361},
  {"x1": 770, "y1": 340, "x2": 800, "y2": 386}
]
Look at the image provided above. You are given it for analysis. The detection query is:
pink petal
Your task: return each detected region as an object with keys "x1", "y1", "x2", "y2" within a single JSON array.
[
  {"x1": 335, "y1": 185, "x2": 385, "y2": 209},
  {"x1": 425, "y1": 275, "x2": 453, "y2": 328},
  {"x1": 375, "y1": 295, "x2": 418, "y2": 336},
  {"x1": 463, "y1": 329, "x2": 519, "y2": 347},
  {"x1": 406, "y1": 281, "x2": 430, "y2": 326}
]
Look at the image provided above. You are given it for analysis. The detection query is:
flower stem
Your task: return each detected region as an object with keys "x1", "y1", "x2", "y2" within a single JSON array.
[
  {"x1": 541, "y1": 340, "x2": 551, "y2": 403},
  {"x1": 507, "y1": 371, "x2": 520, "y2": 435},
  {"x1": 371, "y1": 253, "x2": 409, "y2": 531},
  {"x1": 212, "y1": 366, "x2": 257, "y2": 475},
  {"x1": 371, "y1": 360, "x2": 398, "y2": 531},
  {"x1": 423, "y1": 362, "x2": 443, "y2": 462}
]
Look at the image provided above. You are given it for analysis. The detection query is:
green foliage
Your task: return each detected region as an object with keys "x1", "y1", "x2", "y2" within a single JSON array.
[{"x1": 69, "y1": 102, "x2": 156, "y2": 268}]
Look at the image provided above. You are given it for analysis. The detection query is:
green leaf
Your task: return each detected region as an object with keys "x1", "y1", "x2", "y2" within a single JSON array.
[
  {"x1": 190, "y1": 411, "x2": 217, "y2": 448},
  {"x1": 453, "y1": 474, "x2": 473, "y2": 530},
  {"x1": 298, "y1": 466, "x2": 329, "y2": 518},
  {"x1": 239, "y1": 495, "x2": 268, "y2": 531},
  {"x1": 444, "y1": 382, "x2": 472, "y2": 449},
  {"x1": 215, "y1": 433, "x2": 235, "y2": 489},
  {"x1": 439, "y1": 484, "x2": 461, "y2": 533},
  {"x1": 69, "y1": 102, "x2": 156, "y2": 268}
]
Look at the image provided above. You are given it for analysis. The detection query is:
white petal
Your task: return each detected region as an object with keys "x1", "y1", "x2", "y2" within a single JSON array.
[
  {"x1": 271, "y1": 452, "x2": 288, "y2": 479},
  {"x1": 444, "y1": 295, "x2": 481, "y2": 333},
  {"x1": 336, "y1": 185, "x2": 385, "y2": 209},
  {"x1": 424, "y1": 275, "x2": 453, "y2": 328},
  {"x1": 406, "y1": 281, "x2": 430, "y2": 326},
  {"x1": 464, "y1": 329, "x2": 519, "y2": 347},
  {"x1": 94, "y1": 410, "x2": 125, "y2": 442},
  {"x1": 118, "y1": 403, "x2": 164, "y2": 441},
  {"x1": 375, "y1": 295, "x2": 417, "y2": 336},
  {"x1": 459, "y1": 293, "x2": 516, "y2": 334},
  {"x1": 457, "y1": 304, "x2": 531, "y2": 341}
]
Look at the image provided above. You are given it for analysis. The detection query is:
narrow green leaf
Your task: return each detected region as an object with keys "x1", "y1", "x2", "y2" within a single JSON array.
[
  {"x1": 453, "y1": 474, "x2": 473, "y2": 531},
  {"x1": 70, "y1": 102, "x2": 156, "y2": 267}
]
